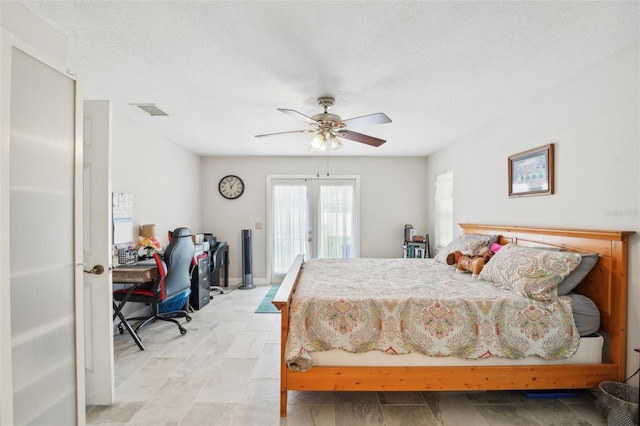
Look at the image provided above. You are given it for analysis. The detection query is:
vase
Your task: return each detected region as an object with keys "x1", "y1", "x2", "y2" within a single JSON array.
[{"x1": 145, "y1": 247, "x2": 154, "y2": 258}]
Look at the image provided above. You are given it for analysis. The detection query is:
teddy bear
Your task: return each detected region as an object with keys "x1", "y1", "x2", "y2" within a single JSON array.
[{"x1": 446, "y1": 245, "x2": 499, "y2": 277}]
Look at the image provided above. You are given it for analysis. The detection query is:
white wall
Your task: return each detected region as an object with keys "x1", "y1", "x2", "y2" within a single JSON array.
[
  {"x1": 201, "y1": 156, "x2": 429, "y2": 285},
  {"x1": 0, "y1": 1, "x2": 67, "y2": 64},
  {"x1": 425, "y1": 42, "x2": 640, "y2": 384},
  {"x1": 111, "y1": 113, "x2": 202, "y2": 249}
]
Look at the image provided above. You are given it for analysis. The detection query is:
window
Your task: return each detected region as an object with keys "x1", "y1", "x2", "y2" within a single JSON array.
[{"x1": 434, "y1": 170, "x2": 453, "y2": 249}]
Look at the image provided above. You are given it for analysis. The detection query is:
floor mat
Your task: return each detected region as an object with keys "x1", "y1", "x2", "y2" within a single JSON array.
[{"x1": 255, "y1": 285, "x2": 280, "y2": 313}]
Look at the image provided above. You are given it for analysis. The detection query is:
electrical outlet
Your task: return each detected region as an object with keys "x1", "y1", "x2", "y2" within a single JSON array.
[{"x1": 255, "y1": 222, "x2": 263, "y2": 230}]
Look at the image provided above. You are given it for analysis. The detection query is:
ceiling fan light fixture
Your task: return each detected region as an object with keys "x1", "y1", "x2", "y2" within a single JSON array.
[
  {"x1": 310, "y1": 133, "x2": 326, "y2": 151},
  {"x1": 329, "y1": 133, "x2": 343, "y2": 150},
  {"x1": 258, "y1": 96, "x2": 391, "y2": 150},
  {"x1": 309, "y1": 130, "x2": 343, "y2": 152}
]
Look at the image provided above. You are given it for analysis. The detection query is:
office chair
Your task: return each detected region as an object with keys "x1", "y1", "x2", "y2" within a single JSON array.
[
  {"x1": 114, "y1": 227, "x2": 195, "y2": 344},
  {"x1": 209, "y1": 241, "x2": 229, "y2": 295}
]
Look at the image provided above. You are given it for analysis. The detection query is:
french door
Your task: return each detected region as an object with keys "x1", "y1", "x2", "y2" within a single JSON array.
[{"x1": 268, "y1": 176, "x2": 360, "y2": 283}]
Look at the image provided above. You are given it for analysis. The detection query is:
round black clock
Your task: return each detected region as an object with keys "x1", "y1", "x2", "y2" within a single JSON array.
[{"x1": 218, "y1": 175, "x2": 244, "y2": 199}]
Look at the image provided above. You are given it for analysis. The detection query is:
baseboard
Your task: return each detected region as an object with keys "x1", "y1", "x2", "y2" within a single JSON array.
[{"x1": 230, "y1": 277, "x2": 268, "y2": 286}]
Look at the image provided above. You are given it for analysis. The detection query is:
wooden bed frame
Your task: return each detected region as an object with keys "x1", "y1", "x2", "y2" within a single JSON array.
[{"x1": 272, "y1": 224, "x2": 633, "y2": 417}]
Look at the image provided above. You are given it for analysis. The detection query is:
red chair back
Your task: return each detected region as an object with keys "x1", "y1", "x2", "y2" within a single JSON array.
[{"x1": 153, "y1": 252, "x2": 167, "y2": 300}]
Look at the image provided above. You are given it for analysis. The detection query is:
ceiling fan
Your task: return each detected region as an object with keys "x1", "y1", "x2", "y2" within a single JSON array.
[{"x1": 255, "y1": 97, "x2": 392, "y2": 151}]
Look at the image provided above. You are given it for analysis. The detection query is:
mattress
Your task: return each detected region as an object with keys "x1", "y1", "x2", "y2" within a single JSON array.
[{"x1": 285, "y1": 258, "x2": 584, "y2": 372}]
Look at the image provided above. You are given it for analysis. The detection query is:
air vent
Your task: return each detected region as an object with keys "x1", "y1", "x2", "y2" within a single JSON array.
[{"x1": 130, "y1": 103, "x2": 169, "y2": 116}]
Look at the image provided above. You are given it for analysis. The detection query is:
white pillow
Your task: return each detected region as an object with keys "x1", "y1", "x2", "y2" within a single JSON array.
[{"x1": 434, "y1": 235, "x2": 492, "y2": 264}]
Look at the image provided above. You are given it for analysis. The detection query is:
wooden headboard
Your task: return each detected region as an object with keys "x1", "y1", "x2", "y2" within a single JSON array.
[{"x1": 459, "y1": 223, "x2": 633, "y2": 377}]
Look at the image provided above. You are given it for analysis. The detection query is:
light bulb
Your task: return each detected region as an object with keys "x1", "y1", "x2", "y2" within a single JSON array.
[
  {"x1": 310, "y1": 133, "x2": 325, "y2": 151},
  {"x1": 329, "y1": 134, "x2": 343, "y2": 150}
]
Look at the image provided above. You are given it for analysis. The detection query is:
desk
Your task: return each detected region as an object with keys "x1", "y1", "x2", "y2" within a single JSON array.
[
  {"x1": 112, "y1": 264, "x2": 158, "y2": 283},
  {"x1": 112, "y1": 264, "x2": 159, "y2": 350}
]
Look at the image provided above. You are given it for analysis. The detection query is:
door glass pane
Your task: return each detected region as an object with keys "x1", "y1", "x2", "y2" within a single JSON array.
[
  {"x1": 272, "y1": 183, "x2": 309, "y2": 274},
  {"x1": 318, "y1": 182, "x2": 355, "y2": 258}
]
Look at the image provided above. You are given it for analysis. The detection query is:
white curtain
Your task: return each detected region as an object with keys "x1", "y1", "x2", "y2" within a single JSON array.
[
  {"x1": 318, "y1": 182, "x2": 355, "y2": 258},
  {"x1": 434, "y1": 170, "x2": 454, "y2": 249},
  {"x1": 272, "y1": 183, "x2": 309, "y2": 274}
]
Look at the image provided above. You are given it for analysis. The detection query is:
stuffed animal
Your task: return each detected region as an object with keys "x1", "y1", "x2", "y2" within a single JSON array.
[
  {"x1": 456, "y1": 255, "x2": 486, "y2": 276},
  {"x1": 490, "y1": 243, "x2": 504, "y2": 253},
  {"x1": 446, "y1": 246, "x2": 495, "y2": 277}
]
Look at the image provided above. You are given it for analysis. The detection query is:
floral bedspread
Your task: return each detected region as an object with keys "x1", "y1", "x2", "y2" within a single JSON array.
[{"x1": 285, "y1": 258, "x2": 579, "y2": 372}]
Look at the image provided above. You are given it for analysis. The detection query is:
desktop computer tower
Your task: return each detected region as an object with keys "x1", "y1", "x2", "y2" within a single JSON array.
[{"x1": 190, "y1": 253, "x2": 210, "y2": 310}]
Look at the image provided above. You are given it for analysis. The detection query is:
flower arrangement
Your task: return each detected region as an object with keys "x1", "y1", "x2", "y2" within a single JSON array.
[{"x1": 136, "y1": 236, "x2": 161, "y2": 253}]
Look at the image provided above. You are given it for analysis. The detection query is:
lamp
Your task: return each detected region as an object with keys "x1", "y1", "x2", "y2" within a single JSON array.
[
  {"x1": 329, "y1": 133, "x2": 343, "y2": 150},
  {"x1": 310, "y1": 132, "x2": 325, "y2": 151},
  {"x1": 309, "y1": 130, "x2": 343, "y2": 152},
  {"x1": 141, "y1": 224, "x2": 157, "y2": 238}
]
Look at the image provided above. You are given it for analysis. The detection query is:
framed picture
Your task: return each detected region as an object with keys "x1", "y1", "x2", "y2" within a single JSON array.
[{"x1": 508, "y1": 144, "x2": 554, "y2": 197}]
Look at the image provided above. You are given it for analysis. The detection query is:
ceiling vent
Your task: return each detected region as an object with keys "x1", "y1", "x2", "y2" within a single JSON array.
[{"x1": 130, "y1": 103, "x2": 169, "y2": 116}]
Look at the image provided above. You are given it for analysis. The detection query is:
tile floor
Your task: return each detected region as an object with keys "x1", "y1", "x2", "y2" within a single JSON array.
[{"x1": 87, "y1": 285, "x2": 608, "y2": 425}]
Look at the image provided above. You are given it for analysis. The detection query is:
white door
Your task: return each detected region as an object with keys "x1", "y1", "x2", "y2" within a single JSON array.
[
  {"x1": 83, "y1": 100, "x2": 114, "y2": 405},
  {"x1": 0, "y1": 34, "x2": 85, "y2": 424},
  {"x1": 268, "y1": 176, "x2": 359, "y2": 283}
]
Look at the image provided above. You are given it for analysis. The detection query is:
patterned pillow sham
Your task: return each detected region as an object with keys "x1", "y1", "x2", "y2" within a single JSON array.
[
  {"x1": 478, "y1": 244, "x2": 582, "y2": 303},
  {"x1": 528, "y1": 249, "x2": 599, "y2": 295},
  {"x1": 434, "y1": 234, "x2": 492, "y2": 264}
]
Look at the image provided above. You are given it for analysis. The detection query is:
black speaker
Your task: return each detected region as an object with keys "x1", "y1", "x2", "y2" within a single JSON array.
[{"x1": 239, "y1": 229, "x2": 255, "y2": 290}]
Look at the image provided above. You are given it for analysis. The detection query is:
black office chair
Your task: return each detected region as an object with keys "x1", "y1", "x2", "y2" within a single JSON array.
[
  {"x1": 209, "y1": 241, "x2": 229, "y2": 294},
  {"x1": 114, "y1": 227, "x2": 195, "y2": 341}
]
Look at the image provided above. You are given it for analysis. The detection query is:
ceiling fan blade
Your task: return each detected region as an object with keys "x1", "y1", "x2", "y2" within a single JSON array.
[
  {"x1": 338, "y1": 130, "x2": 386, "y2": 147},
  {"x1": 278, "y1": 108, "x2": 319, "y2": 125},
  {"x1": 341, "y1": 112, "x2": 392, "y2": 128},
  {"x1": 255, "y1": 129, "x2": 315, "y2": 138}
]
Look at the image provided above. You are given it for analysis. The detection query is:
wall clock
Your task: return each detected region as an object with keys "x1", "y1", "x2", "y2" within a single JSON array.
[{"x1": 218, "y1": 175, "x2": 244, "y2": 199}]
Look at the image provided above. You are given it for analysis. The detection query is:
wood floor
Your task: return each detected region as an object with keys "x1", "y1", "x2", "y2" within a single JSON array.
[{"x1": 87, "y1": 285, "x2": 608, "y2": 425}]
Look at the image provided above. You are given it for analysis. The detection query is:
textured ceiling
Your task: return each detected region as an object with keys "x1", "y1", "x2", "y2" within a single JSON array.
[{"x1": 19, "y1": 1, "x2": 640, "y2": 157}]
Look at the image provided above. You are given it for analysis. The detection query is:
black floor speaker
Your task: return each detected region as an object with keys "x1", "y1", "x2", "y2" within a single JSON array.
[{"x1": 239, "y1": 229, "x2": 255, "y2": 290}]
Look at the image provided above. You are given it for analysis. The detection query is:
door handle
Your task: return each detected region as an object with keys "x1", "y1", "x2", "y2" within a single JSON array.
[{"x1": 83, "y1": 264, "x2": 105, "y2": 275}]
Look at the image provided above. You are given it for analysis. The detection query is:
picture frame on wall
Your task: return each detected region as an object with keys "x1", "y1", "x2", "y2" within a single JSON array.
[{"x1": 508, "y1": 143, "x2": 554, "y2": 197}]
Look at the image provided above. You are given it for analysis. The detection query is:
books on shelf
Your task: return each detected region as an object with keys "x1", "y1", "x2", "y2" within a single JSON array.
[
  {"x1": 403, "y1": 232, "x2": 430, "y2": 258},
  {"x1": 404, "y1": 243, "x2": 426, "y2": 259}
]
